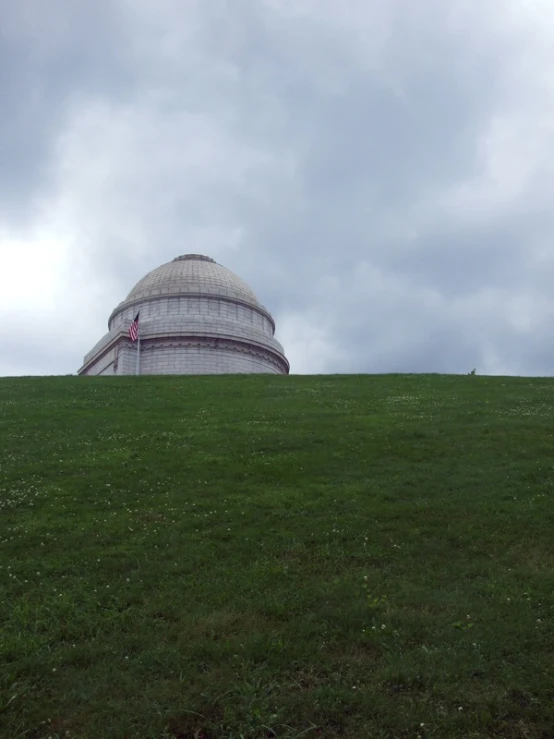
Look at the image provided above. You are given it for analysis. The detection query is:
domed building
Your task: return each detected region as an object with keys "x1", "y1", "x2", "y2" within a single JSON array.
[{"x1": 78, "y1": 254, "x2": 289, "y2": 376}]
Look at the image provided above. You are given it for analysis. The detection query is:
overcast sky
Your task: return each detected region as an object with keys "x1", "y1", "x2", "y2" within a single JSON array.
[{"x1": 2, "y1": 0, "x2": 554, "y2": 376}]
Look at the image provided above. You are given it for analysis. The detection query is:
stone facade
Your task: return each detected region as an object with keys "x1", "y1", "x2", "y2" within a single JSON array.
[{"x1": 78, "y1": 255, "x2": 289, "y2": 376}]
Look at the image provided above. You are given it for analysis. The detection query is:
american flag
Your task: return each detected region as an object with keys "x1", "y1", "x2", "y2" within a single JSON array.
[{"x1": 129, "y1": 312, "x2": 140, "y2": 342}]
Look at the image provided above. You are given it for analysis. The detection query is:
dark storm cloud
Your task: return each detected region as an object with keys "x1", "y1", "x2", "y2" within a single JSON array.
[
  {"x1": 1, "y1": 0, "x2": 554, "y2": 376},
  {"x1": 180, "y1": 2, "x2": 509, "y2": 306},
  {"x1": 0, "y1": 1, "x2": 136, "y2": 221}
]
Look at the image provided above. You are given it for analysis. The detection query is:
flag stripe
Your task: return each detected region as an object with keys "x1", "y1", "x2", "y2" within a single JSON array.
[{"x1": 129, "y1": 312, "x2": 140, "y2": 342}]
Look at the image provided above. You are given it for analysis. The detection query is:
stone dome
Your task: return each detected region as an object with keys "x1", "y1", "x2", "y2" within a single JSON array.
[
  {"x1": 78, "y1": 254, "x2": 289, "y2": 376},
  {"x1": 125, "y1": 254, "x2": 263, "y2": 310}
]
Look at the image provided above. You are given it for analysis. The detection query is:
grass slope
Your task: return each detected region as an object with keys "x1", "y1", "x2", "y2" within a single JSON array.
[{"x1": 1, "y1": 374, "x2": 553, "y2": 739}]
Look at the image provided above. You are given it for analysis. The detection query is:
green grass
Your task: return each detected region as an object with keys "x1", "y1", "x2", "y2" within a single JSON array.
[{"x1": 1, "y1": 373, "x2": 553, "y2": 739}]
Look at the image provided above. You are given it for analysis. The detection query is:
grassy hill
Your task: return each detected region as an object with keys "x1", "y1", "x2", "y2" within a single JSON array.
[{"x1": 1, "y1": 374, "x2": 553, "y2": 739}]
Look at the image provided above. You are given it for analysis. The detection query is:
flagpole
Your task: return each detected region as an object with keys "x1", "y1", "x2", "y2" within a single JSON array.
[
  {"x1": 135, "y1": 327, "x2": 141, "y2": 376},
  {"x1": 129, "y1": 311, "x2": 141, "y2": 375}
]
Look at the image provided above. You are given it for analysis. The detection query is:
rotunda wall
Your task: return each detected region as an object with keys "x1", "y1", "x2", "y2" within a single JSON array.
[
  {"x1": 90, "y1": 345, "x2": 119, "y2": 375},
  {"x1": 83, "y1": 327, "x2": 121, "y2": 365},
  {"x1": 119, "y1": 344, "x2": 283, "y2": 375},
  {"x1": 109, "y1": 296, "x2": 275, "y2": 338}
]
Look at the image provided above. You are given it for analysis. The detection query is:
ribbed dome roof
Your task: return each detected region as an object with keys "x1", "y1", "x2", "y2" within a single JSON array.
[{"x1": 125, "y1": 254, "x2": 263, "y2": 308}]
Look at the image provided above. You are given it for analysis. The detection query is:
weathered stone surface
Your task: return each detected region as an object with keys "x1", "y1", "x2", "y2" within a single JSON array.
[{"x1": 78, "y1": 255, "x2": 289, "y2": 376}]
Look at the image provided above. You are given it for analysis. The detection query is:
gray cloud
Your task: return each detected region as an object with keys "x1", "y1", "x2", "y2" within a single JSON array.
[
  {"x1": 1, "y1": 0, "x2": 554, "y2": 376},
  {"x1": 0, "y1": 0, "x2": 136, "y2": 221}
]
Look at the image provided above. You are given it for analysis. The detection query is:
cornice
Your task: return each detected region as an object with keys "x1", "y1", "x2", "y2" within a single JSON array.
[{"x1": 78, "y1": 332, "x2": 289, "y2": 375}]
